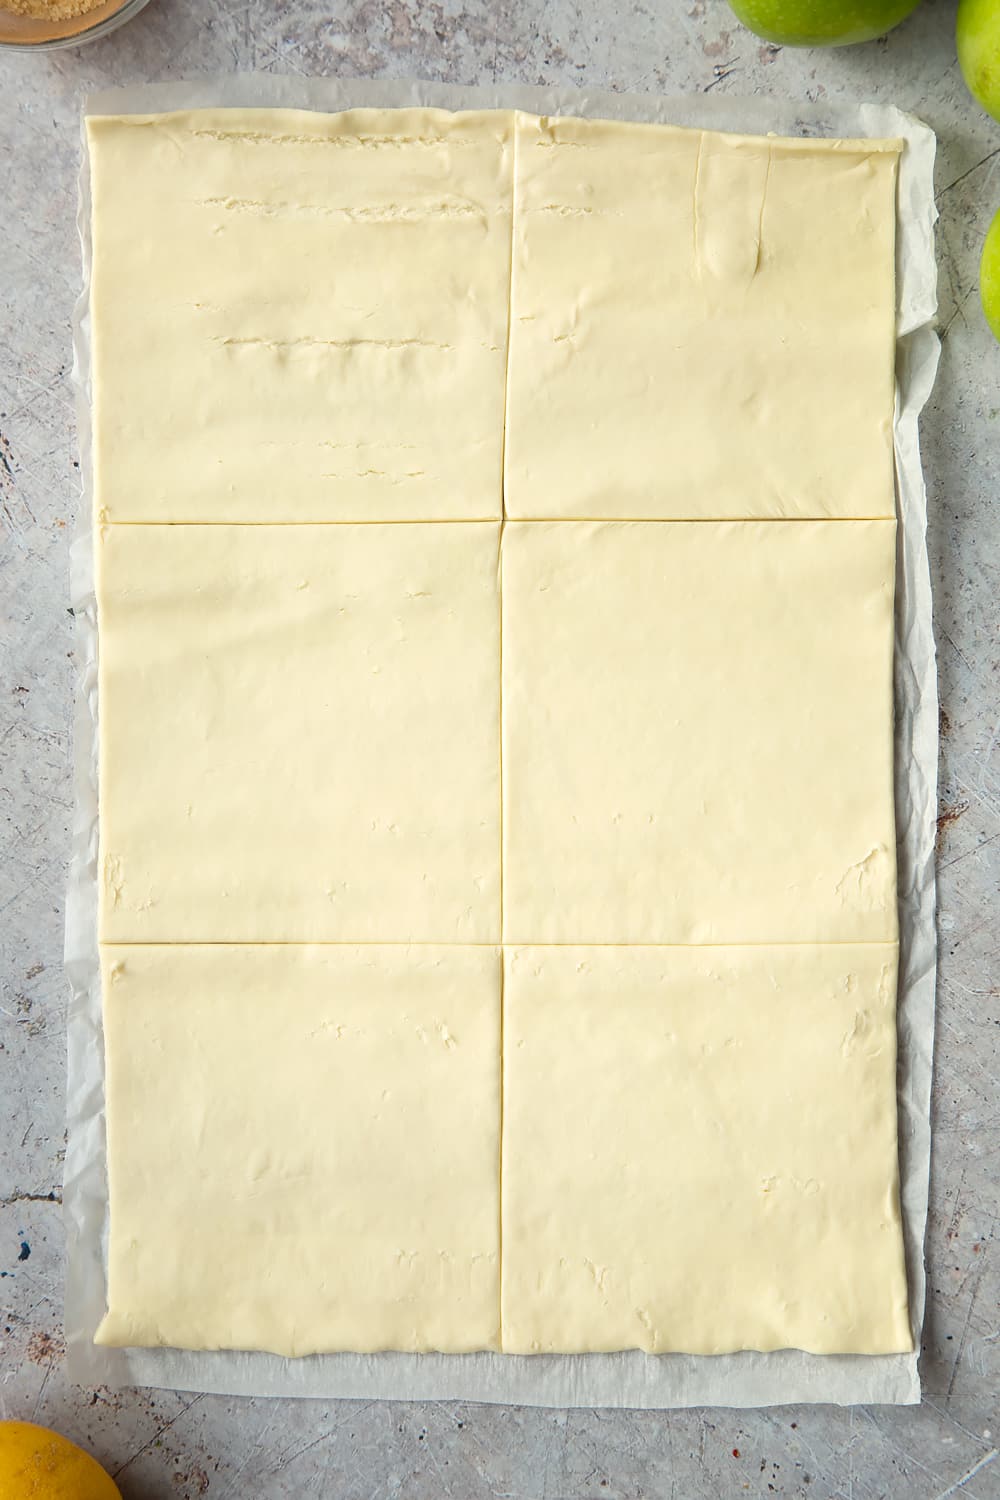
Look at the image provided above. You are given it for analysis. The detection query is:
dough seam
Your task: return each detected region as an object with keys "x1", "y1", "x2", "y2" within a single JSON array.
[{"x1": 98, "y1": 939, "x2": 903, "y2": 948}]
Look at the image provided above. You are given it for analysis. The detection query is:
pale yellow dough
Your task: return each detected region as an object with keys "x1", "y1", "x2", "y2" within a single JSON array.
[
  {"x1": 87, "y1": 108, "x2": 512, "y2": 522},
  {"x1": 502, "y1": 943, "x2": 911, "y2": 1355},
  {"x1": 96, "y1": 944, "x2": 502, "y2": 1355},
  {"x1": 97, "y1": 522, "x2": 501, "y2": 942},
  {"x1": 505, "y1": 115, "x2": 900, "y2": 520},
  {"x1": 502, "y1": 520, "x2": 897, "y2": 945},
  {"x1": 90, "y1": 109, "x2": 910, "y2": 1362}
]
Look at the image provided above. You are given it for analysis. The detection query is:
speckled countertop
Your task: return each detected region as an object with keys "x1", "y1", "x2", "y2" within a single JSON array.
[{"x1": 1, "y1": 1, "x2": 998, "y2": 1495}]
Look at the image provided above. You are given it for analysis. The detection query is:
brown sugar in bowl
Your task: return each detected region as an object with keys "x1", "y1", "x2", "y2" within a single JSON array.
[{"x1": 0, "y1": 0, "x2": 152, "y2": 49}]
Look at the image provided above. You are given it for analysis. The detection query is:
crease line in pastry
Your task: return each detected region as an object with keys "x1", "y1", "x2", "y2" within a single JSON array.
[{"x1": 97, "y1": 939, "x2": 902, "y2": 950}]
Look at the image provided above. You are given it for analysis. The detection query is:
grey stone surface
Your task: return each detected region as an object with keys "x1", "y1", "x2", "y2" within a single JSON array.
[{"x1": 0, "y1": 0, "x2": 997, "y2": 1494}]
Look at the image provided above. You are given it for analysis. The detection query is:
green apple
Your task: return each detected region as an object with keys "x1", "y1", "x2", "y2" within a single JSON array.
[
  {"x1": 981, "y1": 207, "x2": 1000, "y2": 344},
  {"x1": 958, "y1": 0, "x2": 1000, "y2": 123},
  {"x1": 727, "y1": 0, "x2": 922, "y2": 47}
]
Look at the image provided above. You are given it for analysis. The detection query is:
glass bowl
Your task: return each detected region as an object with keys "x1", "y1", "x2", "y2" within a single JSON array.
[{"x1": 0, "y1": 0, "x2": 152, "y2": 49}]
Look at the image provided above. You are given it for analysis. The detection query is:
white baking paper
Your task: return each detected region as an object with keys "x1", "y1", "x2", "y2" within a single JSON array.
[{"x1": 64, "y1": 77, "x2": 939, "y2": 1408}]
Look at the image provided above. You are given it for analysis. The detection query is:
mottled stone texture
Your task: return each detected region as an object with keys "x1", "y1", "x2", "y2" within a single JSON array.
[{"x1": 1, "y1": 1, "x2": 998, "y2": 1495}]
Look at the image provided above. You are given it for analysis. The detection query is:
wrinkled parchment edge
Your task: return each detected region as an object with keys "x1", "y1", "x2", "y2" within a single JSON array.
[{"x1": 64, "y1": 77, "x2": 939, "y2": 1409}]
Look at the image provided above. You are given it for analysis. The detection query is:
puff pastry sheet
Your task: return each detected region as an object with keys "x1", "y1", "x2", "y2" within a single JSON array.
[
  {"x1": 96, "y1": 944, "x2": 502, "y2": 1355},
  {"x1": 88, "y1": 105, "x2": 909, "y2": 1363},
  {"x1": 88, "y1": 109, "x2": 513, "y2": 523},
  {"x1": 97, "y1": 521, "x2": 502, "y2": 943},
  {"x1": 502, "y1": 520, "x2": 898, "y2": 946},
  {"x1": 502, "y1": 944, "x2": 911, "y2": 1355},
  {"x1": 505, "y1": 114, "x2": 899, "y2": 520}
]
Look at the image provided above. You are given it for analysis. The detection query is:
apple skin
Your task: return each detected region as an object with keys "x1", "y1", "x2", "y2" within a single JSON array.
[
  {"x1": 727, "y1": 0, "x2": 923, "y2": 47},
  {"x1": 957, "y1": 0, "x2": 1000, "y2": 123},
  {"x1": 981, "y1": 207, "x2": 1000, "y2": 345}
]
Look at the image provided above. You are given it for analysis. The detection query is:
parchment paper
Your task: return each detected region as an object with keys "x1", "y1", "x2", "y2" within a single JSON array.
[{"x1": 64, "y1": 77, "x2": 940, "y2": 1408}]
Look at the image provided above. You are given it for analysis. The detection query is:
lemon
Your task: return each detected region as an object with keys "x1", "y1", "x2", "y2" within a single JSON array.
[
  {"x1": 726, "y1": 0, "x2": 922, "y2": 47},
  {"x1": 0, "y1": 1421, "x2": 120, "y2": 1500},
  {"x1": 957, "y1": 0, "x2": 1000, "y2": 123}
]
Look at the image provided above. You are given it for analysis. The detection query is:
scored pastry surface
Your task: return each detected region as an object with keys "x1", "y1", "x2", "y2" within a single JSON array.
[{"x1": 88, "y1": 108, "x2": 513, "y2": 523}]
